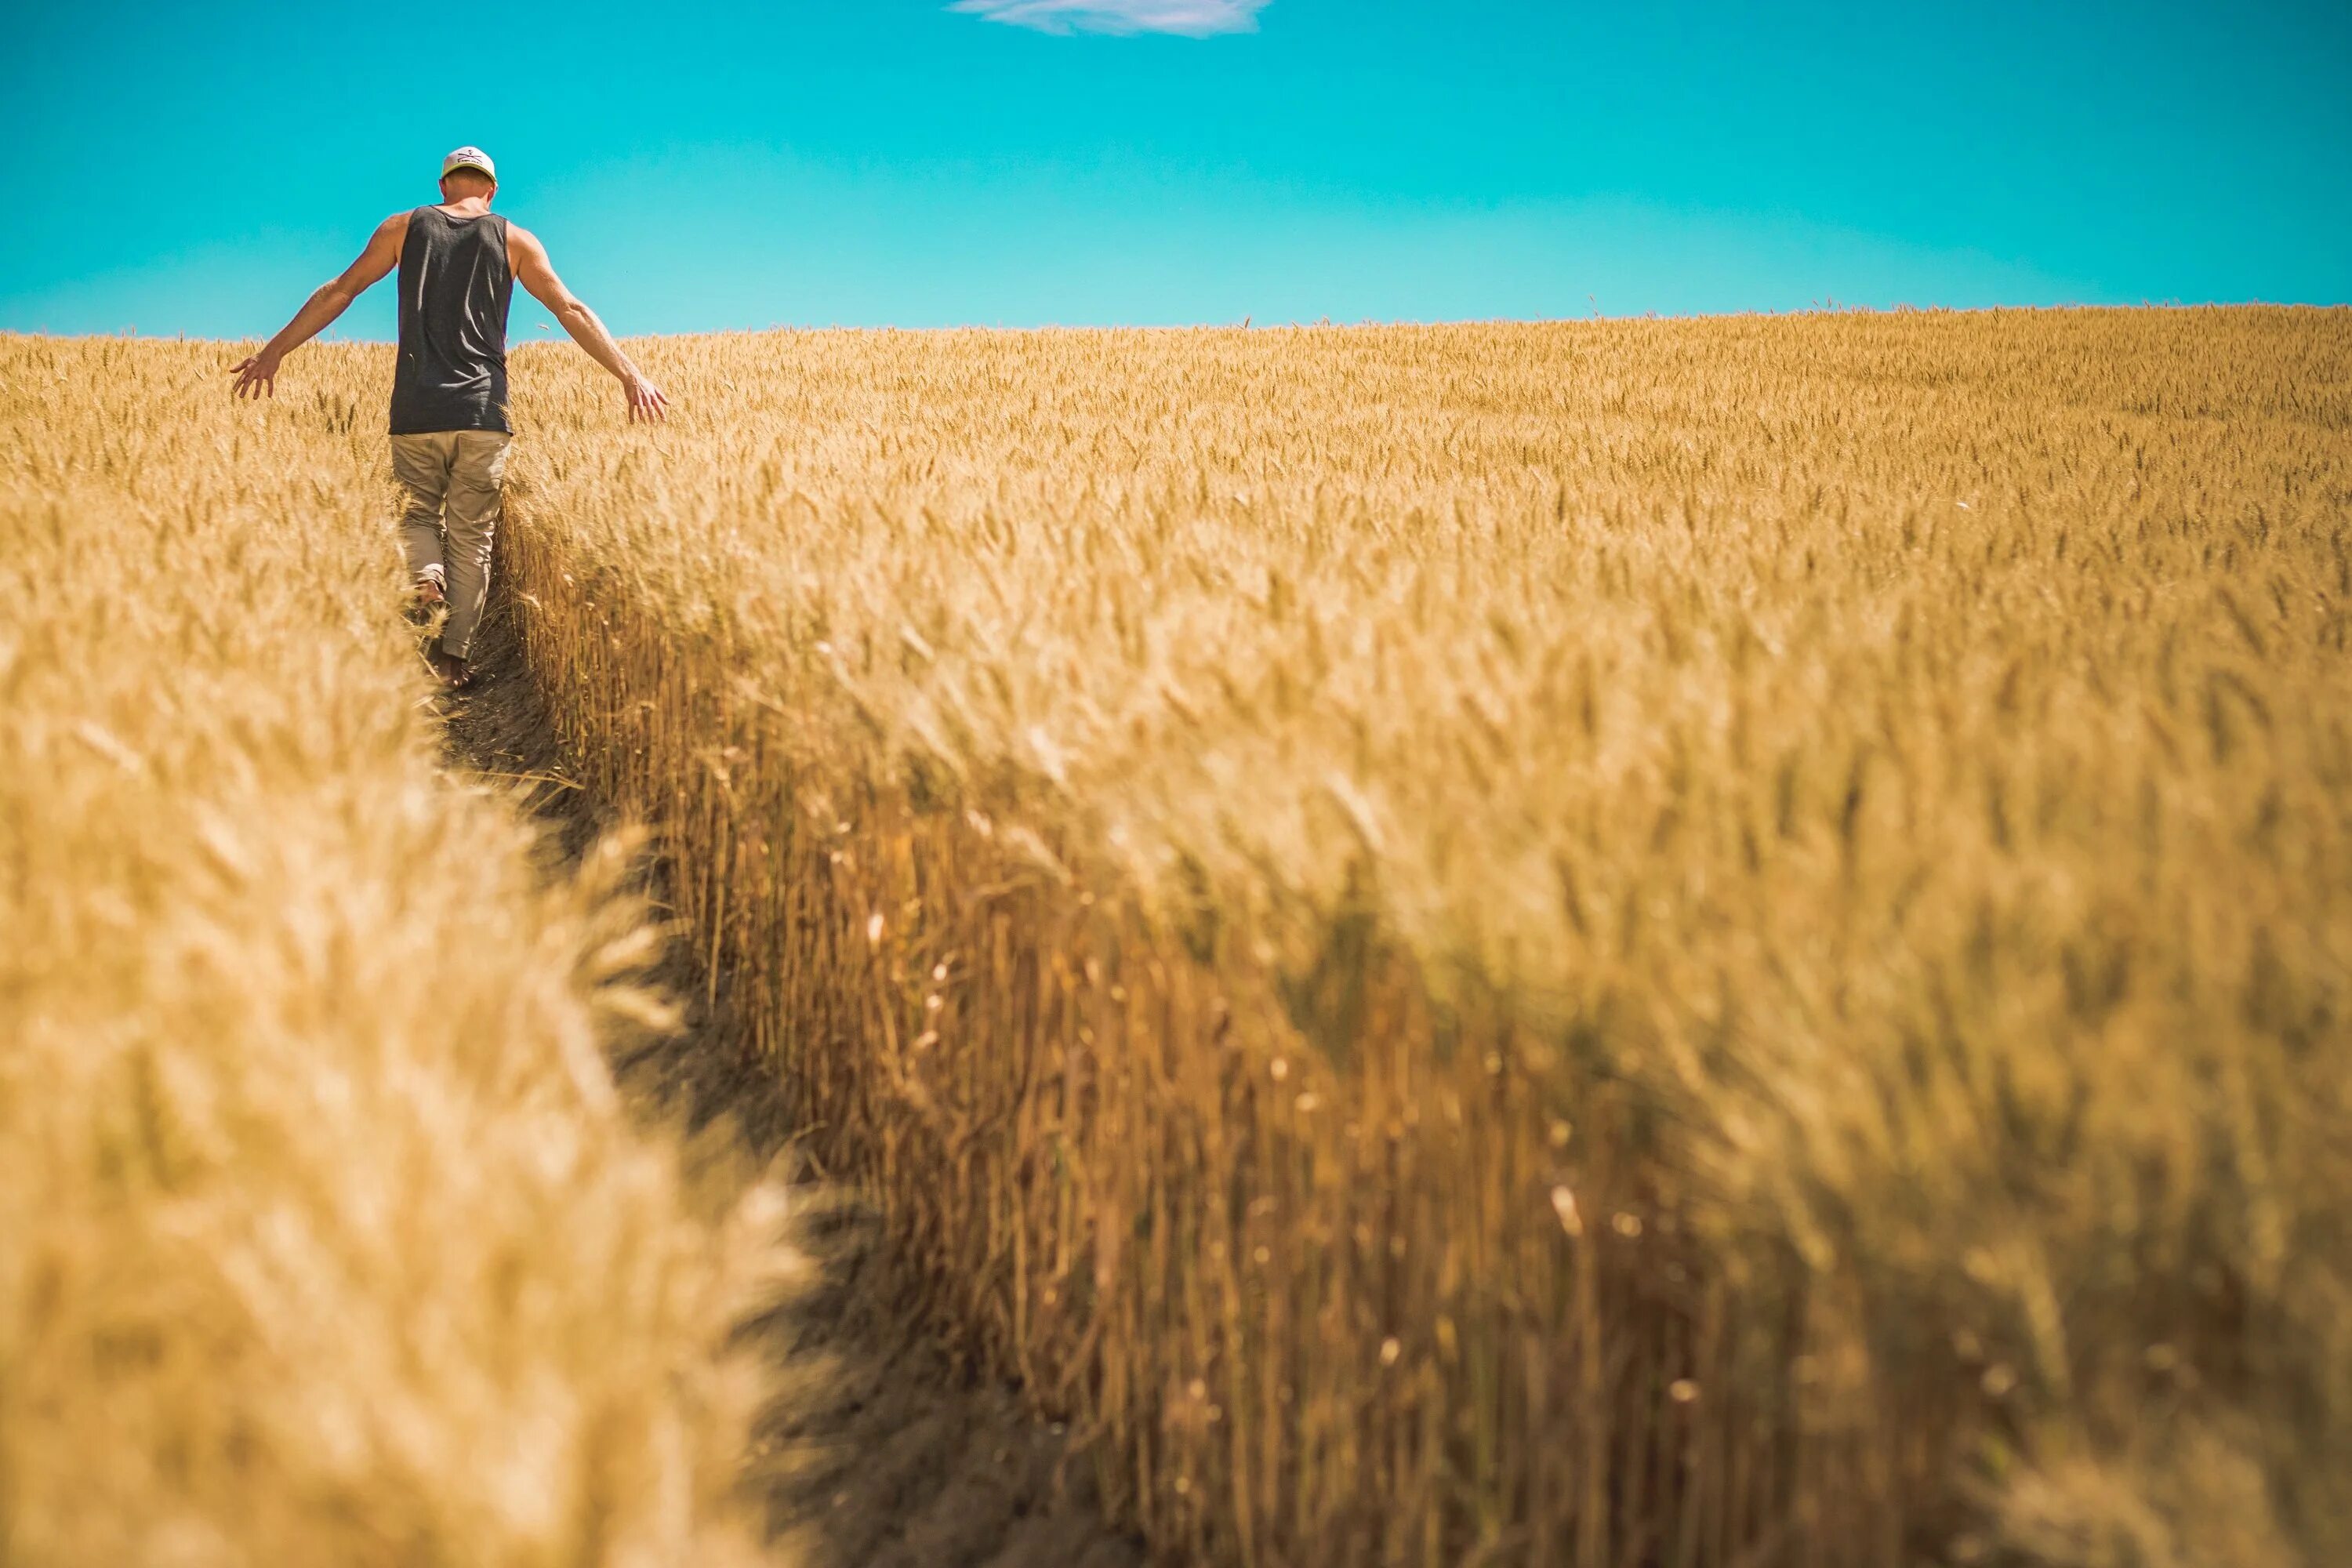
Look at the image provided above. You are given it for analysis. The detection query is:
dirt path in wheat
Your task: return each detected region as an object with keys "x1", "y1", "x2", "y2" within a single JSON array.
[{"x1": 433, "y1": 593, "x2": 1142, "y2": 1568}]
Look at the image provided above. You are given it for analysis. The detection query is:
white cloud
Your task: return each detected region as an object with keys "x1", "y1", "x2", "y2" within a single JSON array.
[{"x1": 948, "y1": 0, "x2": 1269, "y2": 38}]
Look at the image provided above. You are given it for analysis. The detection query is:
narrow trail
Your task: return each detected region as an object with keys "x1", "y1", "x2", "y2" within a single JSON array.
[{"x1": 432, "y1": 593, "x2": 1144, "y2": 1568}]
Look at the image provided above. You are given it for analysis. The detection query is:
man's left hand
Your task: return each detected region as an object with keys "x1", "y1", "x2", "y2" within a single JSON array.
[{"x1": 625, "y1": 373, "x2": 670, "y2": 424}]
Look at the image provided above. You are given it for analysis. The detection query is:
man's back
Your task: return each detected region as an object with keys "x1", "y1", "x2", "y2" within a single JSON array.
[{"x1": 390, "y1": 205, "x2": 514, "y2": 437}]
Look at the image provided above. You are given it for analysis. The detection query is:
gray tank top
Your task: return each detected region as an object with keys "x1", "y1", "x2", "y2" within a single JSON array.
[{"x1": 390, "y1": 206, "x2": 514, "y2": 435}]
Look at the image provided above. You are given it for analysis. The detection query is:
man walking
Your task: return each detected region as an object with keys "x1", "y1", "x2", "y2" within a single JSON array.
[{"x1": 230, "y1": 146, "x2": 666, "y2": 688}]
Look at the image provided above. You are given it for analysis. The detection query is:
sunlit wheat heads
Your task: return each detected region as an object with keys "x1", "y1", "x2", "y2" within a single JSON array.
[
  {"x1": 497, "y1": 309, "x2": 2349, "y2": 1567},
  {"x1": 0, "y1": 336, "x2": 792, "y2": 1568}
]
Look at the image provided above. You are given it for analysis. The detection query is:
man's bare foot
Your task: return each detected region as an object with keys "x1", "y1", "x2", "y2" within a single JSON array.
[{"x1": 430, "y1": 642, "x2": 475, "y2": 691}]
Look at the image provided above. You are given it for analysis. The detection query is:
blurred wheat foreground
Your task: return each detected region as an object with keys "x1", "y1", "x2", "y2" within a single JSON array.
[
  {"x1": 0, "y1": 337, "x2": 786, "y2": 1566},
  {"x1": 505, "y1": 307, "x2": 2350, "y2": 1567}
]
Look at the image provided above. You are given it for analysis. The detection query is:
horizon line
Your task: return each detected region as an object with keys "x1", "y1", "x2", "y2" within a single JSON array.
[{"x1": 6, "y1": 299, "x2": 2341, "y2": 344}]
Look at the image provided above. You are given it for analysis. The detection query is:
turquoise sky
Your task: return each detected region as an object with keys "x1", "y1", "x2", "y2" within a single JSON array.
[{"x1": 4, "y1": 1, "x2": 2346, "y2": 336}]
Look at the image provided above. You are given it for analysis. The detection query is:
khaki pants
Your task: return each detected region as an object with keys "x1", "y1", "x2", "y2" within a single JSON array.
[{"x1": 391, "y1": 431, "x2": 510, "y2": 661}]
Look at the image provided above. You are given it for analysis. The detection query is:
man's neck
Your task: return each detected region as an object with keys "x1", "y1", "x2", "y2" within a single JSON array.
[{"x1": 437, "y1": 196, "x2": 494, "y2": 218}]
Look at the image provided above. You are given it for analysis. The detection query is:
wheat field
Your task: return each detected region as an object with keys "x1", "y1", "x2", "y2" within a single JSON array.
[
  {"x1": 4, "y1": 309, "x2": 2347, "y2": 1567},
  {"x1": 0, "y1": 337, "x2": 793, "y2": 1567},
  {"x1": 499, "y1": 309, "x2": 2350, "y2": 1567}
]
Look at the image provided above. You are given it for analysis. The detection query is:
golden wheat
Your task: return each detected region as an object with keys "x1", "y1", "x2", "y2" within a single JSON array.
[
  {"x1": 488, "y1": 309, "x2": 2350, "y2": 1567},
  {"x1": 14, "y1": 307, "x2": 2343, "y2": 1568},
  {"x1": 0, "y1": 336, "x2": 792, "y2": 1567}
]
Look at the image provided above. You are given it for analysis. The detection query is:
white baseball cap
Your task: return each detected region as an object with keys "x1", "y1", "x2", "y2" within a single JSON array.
[{"x1": 441, "y1": 146, "x2": 496, "y2": 182}]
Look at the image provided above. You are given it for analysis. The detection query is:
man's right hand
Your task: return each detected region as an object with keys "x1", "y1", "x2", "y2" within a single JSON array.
[
  {"x1": 624, "y1": 373, "x2": 670, "y2": 424},
  {"x1": 228, "y1": 351, "x2": 282, "y2": 400}
]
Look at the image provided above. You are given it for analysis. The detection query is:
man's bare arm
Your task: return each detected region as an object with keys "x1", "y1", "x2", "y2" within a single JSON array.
[
  {"x1": 230, "y1": 213, "x2": 407, "y2": 400},
  {"x1": 510, "y1": 224, "x2": 668, "y2": 423}
]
